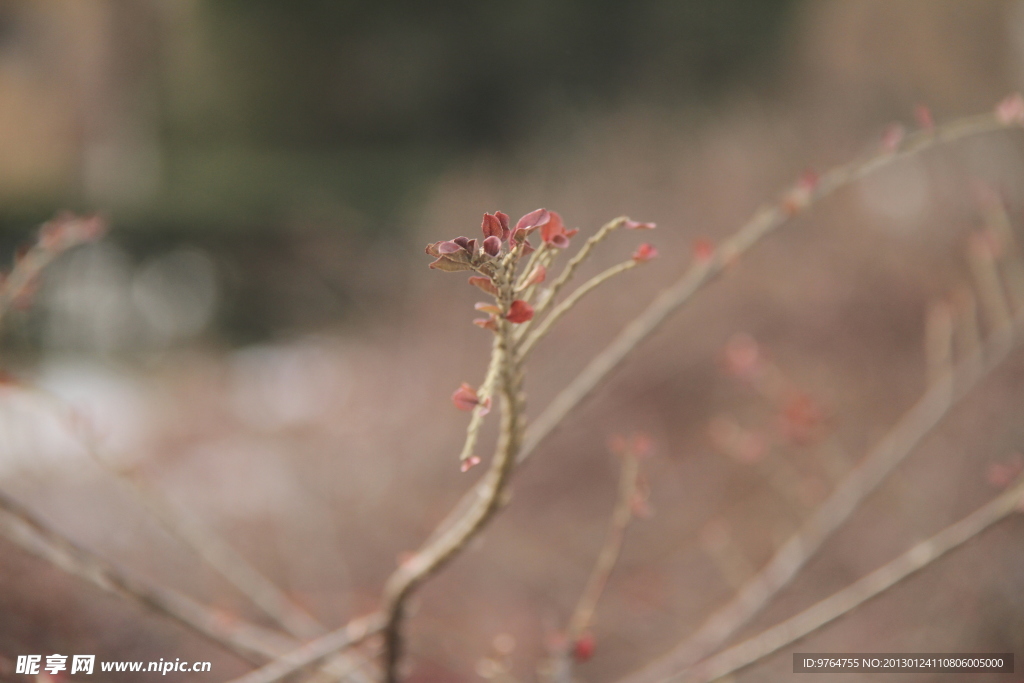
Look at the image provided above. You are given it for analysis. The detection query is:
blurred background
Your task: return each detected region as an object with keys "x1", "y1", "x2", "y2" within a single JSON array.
[{"x1": 2, "y1": 1, "x2": 1024, "y2": 681}]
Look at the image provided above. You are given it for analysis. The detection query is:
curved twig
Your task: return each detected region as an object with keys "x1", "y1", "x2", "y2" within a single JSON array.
[
  {"x1": 683, "y1": 477, "x2": 1024, "y2": 683},
  {"x1": 380, "y1": 253, "x2": 527, "y2": 682}
]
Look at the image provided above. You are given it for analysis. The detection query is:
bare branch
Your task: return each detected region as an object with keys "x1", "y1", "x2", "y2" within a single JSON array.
[
  {"x1": 224, "y1": 613, "x2": 385, "y2": 683},
  {"x1": 381, "y1": 250, "x2": 528, "y2": 682},
  {"x1": 616, "y1": 292, "x2": 1024, "y2": 683},
  {"x1": 0, "y1": 214, "x2": 105, "y2": 327},
  {"x1": 924, "y1": 300, "x2": 953, "y2": 385},
  {"x1": 544, "y1": 446, "x2": 644, "y2": 683},
  {"x1": 683, "y1": 478, "x2": 1024, "y2": 683},
  {"x1": 978, "y1": 191, "x2": 1024, "y2": 311},
  {"x1": 968, "y1": 233, "x2": 1013, "y2": 339},
  {"x1": 420, "y1": 110, "x2": 1022, "y2": 569},
  {"x1": 698, "y1": 519, "x2": 755, "y2": 591},
  {"x1": 364, "y1": 106, "x2": 1022, "y2": 681},
  {"x1": 566, "y1": 452, "x2": 642, "y2": 643},
  {"x1": 29, "y1": 386, "x2": 327, "y2": 641},
  {"x1": 0, "y1": 488, "x2": 293, "y2": 663},
  {"x1": 459, "y1": 334, "x2": 504, "y2": 466},
  {"x1": 523, "y1": 114, "x2": 1016, "y2": 471},
  {"x1": 530, "y1": 216, "x2": 628, "y2": 322},
  {"x1": 519, "y1": 259, "x2": 639, "y2": 359}
]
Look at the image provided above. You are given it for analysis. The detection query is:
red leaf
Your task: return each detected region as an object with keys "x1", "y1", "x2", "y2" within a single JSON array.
[
  {"x1": 632, "y1": 243, "x2": 658, "y2": 263},
  {"x1": 452, "y1": 383, "x2": 480, "y2": 411},
  {"x1": 438, "y1": 240, "x2": 464, "y2": 254},
  {"x1": 468, "y1": 276, "x2": 498, "y2": 295},
  {"x1": 540, "y1": 210, "x2": 563, "y2": 243},
  {"x1": 505, "y1": 299, "x2": 534, "y2": 323},
  {"x1": 475, "y1": 302, "x2": 501, "y2": 315},
  {"x1": 514, "y1": 208, "x2": 550, "y2": 241},
  {"x1": 495, "y1": 211, "x2": 510, "y2": 240},
  {"x1": 429, "y1": 253, "x2": 475, "y2": 272},
  {"x1": 541, "y1": 211, "x2": 580, "y2": 248},
  {"x1": 473, "y1": 316, "x2": 498, "y2": 331},
  {"x1": 481, "y1": 213, "x2": 503, "y2": 239}
]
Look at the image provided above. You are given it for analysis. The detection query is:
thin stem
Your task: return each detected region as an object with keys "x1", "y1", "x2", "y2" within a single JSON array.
[
  {"x1": 546, "y1": 450, "x2": 643, "y2": 683},
  {"x1": 924, "y1": 300, "x2": 954, "y2": 385},
  {"x1": 616, "y1": 298, "x2": 1024, "y2": 683},
  {"x1": 981, "y1": 195, "x2": 1024, "y2": 311},
  {"x1": 567, "y1": 453, "x2": 641, "y2": 641},
  {"x1": 969, "y1": 233, "x2": 1013, "y2": 339},
  {"x1": 0, "y1": 215, "x2": 103, "y2": 327},
  {"x1": 682, "y1": 477, "x2": 1024, "y2": 683},
  {"x1": 519, "y1": 260, "x2": 638, "y2": 359},
  {"x1": 224, "y1": 613, "x2": 386, "y2": 683},
  {"x1": 31, "y1": 388, "x2": 327, "y2": 641},
  {"x1": 459, "y1": 334, "x2": 504, "y2": 465},
  {"x1": 532, "y1": 217, "x2": 627, "y2": 322},
  {"x1": 419, "y1": 111, "x2": 1022, "y2": 563},
  {"x1": 515, "y1": 242, "x2": 552, "y2": 290},
  {"x1": 381, "y1": 262, "x2": 526, "y2": 682},
  {"x1": 0, "y1": 218, "x2": 378, "y2": 683},
  {"x1": 268, "y1": 106, "x2": 1024, "y2": 682},
  {"x1": 517, "y1": 247, "x2": 559, "y2": 307}
]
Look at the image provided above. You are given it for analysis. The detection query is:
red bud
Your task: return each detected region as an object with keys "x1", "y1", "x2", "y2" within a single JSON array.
[
  {"x1": 881, "y1": 122, "x2": 905, "y2": 152},
  {"x1": 525, "y1": 264, "x2": 546, "y2": 286},
  {"x1": 632, "y1": 243, "x2": 658, "y2": 263},
  {"x1": 572, "y1": 633, "x2": 595, "y2": 663},
  {"x1": 483, "y1": 235, "x2": 501, "y2": 257},
  {"x1": 624, "y1": 219, "x2": 656, "y2": 230},
  {"x1": 915, "y1": 104, "x2": 934, "y2": 131},
  {"x1": 692, "y1": 238, "x2": 715, "y2": 263},
  {"x1": 996, "y1": 93, "x2": 1024, "y2": 125}
]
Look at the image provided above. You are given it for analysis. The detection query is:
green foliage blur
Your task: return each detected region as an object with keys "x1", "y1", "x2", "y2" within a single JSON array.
[
  {"x1": 0, "y1": 0, "x2": 793, "y2": 342},
  {"x1": 160, "y1": 0, "x2": 794, "y2": 233}
]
